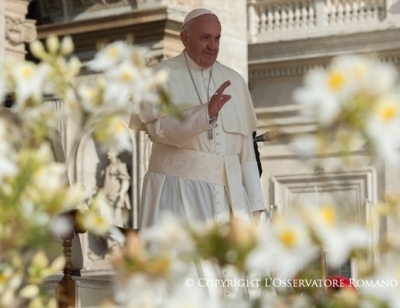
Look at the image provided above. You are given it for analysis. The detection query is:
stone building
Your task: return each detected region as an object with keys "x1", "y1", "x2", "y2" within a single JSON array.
[{"x1": 1, "y1": 0, "x2": 400, "y2": 306}]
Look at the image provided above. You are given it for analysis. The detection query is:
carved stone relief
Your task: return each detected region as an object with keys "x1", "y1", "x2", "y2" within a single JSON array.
[
  {"x1": 72, "y1": 0, "x2": 135, "y2": 12},
  {"x1": 5, "y1": 16, "x2": 36, "y2": 46},
  {"x1": 3, "y1": 0, "x2": 37, "y2": 60},
  {"x1": 71, "y1": 124, "x2": 143, "y2": 272}
]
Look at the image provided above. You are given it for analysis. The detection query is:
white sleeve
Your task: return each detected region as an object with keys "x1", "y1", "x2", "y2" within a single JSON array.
[{"x1": 144, "y1": 104, "x2": 213, "y2": 148}]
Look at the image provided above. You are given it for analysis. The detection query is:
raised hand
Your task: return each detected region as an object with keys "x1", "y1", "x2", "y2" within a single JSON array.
[{"x1": 208, "y1": 80, "x2": 231, "y2": 117}]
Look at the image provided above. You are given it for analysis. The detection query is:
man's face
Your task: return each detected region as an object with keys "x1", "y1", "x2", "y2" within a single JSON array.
[{"x1": 181, "y1": 14, "x2": 221, "y2": 69}]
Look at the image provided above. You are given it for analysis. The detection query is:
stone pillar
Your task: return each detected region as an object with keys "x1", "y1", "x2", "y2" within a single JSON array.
[
  {"x1": 0, "y1": 1, "x2": 4, "y2": 59},
  {"x1": 3, "y1": 0, "x2": 37, "y2": 61}
]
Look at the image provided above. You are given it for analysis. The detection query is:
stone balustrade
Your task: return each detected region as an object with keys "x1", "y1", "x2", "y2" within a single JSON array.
[{"x1": 247, "y1": 0, "x2": 395, "y2": 43}]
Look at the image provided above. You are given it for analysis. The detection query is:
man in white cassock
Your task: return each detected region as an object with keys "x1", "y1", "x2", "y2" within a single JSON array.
[{"x1": 130, "y1": 8, "x2": 267, "y2": 299}]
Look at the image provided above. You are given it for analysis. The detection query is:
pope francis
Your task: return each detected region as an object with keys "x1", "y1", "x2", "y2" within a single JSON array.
[{"x1": 131, "y1": 8, "x2": 267, "y2": 231}]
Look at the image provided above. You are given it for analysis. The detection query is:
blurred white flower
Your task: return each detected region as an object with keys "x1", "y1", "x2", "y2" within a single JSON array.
[
  {"x1": 246, "y1": 214, "x2": 318, "y2": 279},
  {"x1": 293, "y1": 54, "x2": 400, "y2": 166},
  {"x1": 345, "y1": 56, "x2": 398, "y2": 96},
  {"x1": 129, "y1": 46, "x2": 148, "y2": 68},
  {"x1": 135, "y1": 68, "x2": 169, "y2": 107},
  {"x1": 0, "y1": 289, "x2": 15, "y2": 307},
  {"x1": 0, "y1": 265, "x2": 22, "y2": 307},
  {"x1": 19, "y1": 284, "x2": 39, "y2": 299},
  {"x1": 21, "y1": 200, "x2": 50, "y2": 226},
  {"x1": 93, "y1": 117, "x2": 132, "y2": 153},
  {"x1": 0, "y1": 119, "x2": 18, "y2": 183},
  {"x1": 34, "y1": 163, "x2": 66, "y2": 193},
  {"x1": 11, "y1": 61, "x2": 49, "y2": 107},
  {"x1": 140, "y1": 214, "x2": 195, "y2": 254},
  {"x1": 77, "y1": 84, "x2": 100, "y2": 111},
  {"x1": 359, "y1": 267, "x2": 400, "y2": 308},
  {"x1": 303, "y1": 205, "x2": 370, "y2": 268},
  {"x1": 103, "y1": 61, "x2": 140, "y2": 107},
  {"x1": 78, "y1": 191, "x2": 113, "y2": 235},
  {"x1": 29, "y1": 40, "x2": 46, "y2": 60},
  {"x1": 50, "y1": 214, "x2": 74, "y2": 239},
  {"x1": 46, "y1": 35, "x2": 60, "y2": 55},
  {"x1": 59, "y1": 36, "x2": 74, "y2": 56},
  {"x1": 87, "y1": 41, "x2": 132, "y2": 71},
  {"x1": 293, "y1": 81, "x2": 340, "y2": 125},
  {"x1": 289, "y1": 134, "x2": 318, "y2": 159},
  {"x1": 366, "y1": 92, "x2": 400, "y2": 165}
]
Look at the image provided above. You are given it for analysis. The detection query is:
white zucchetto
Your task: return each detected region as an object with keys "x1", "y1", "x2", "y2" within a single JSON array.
[{"x1": 181, "y1": 8, "x2": 218, "y2": 29}]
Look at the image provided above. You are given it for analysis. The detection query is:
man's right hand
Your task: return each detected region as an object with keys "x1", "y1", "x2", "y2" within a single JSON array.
[{"x1": 208, "y1": 80, "x2": 231, "y2": 117}]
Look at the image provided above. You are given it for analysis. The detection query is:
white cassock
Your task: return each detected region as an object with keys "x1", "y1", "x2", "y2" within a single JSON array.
[
  {"x1": 130, "y1": 51, "x2": 265, "y2": 229},
  {"x1": 130, "y1": 51, "x2": 266, "y2": 298}
]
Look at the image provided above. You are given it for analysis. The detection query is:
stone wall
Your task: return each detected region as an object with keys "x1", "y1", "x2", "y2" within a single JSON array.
[{"x1": 3, "y1": 0, "x2": 36, "y2": 60}]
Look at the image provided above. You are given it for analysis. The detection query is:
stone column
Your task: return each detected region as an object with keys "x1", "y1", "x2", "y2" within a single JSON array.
[
  {"x1": 3, "y1": 0, "x2": 37, "y2": 61},
  {"x1": 0, "y1": 1, "x2": 4, "y2": 59}
]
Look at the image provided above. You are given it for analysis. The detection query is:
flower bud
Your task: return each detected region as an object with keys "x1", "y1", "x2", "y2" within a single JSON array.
[
  {"x1": 19, "y1": 284, "x2": 39, "y2": 299},
  {"x1": 29, "y1": 40, "x2": 45, "y2": 59},
  {"x1": 46, "y1": 35, "x2": 60, "y2": 55},
  {"x1": 60, "y1": 36, "x2": 74, "y2": 56}
]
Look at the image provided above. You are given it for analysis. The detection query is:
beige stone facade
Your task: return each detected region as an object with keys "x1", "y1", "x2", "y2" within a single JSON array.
[{"x1": 1, "y1": 0, "x2": 37, "y2": 60}]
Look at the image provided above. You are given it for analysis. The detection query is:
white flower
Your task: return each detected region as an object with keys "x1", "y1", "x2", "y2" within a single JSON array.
[
  {"x1": 103, "y1": 61, "x2": 140, "y2": 107},
  {"x1": 34, "y1": 163, "x2": 66, "y2": 193},
  {"x1": 11, "y1": 62, "x2": 48, "y2": 107},
  {"x1": 246, "y1": 214, "x2": 318, "y2": 279},
  {"x1": 293, "y1": 85, "x2": 340, "y2": 125},
  {"x1": 77, "y1": 84, "x2": 99, "y2": 111},
  {"x1": 29, "y1": 40, "x2": 46, "y2": 60},
  {"x1": 0, "y1": 289, "x2": 15, "y2": 307},
  {"x1": 50, "y1": 215, "x2": 74, "y2": 239},
  {"x1": 329, "y1": 55, "x2": 372, "y2": 95},
  {"x1": 94, "y1": 117, "x2": 132, "y2": 153},
  {"x1": 140, "y1": 214, "x2": 195, "y2": 258},
  {"x1": 0, "y1": 119, "x2": 18, "y2": 183},
  {"x1": 289, "y1": 134, "x2": 319, "y2": 158},
  {"x1": 304, "y1": 64, "x2": 353, "y2": 104},
  {"x1": 79, "y1": 191, "x2": 113, "y2": 235},
  {"x1": 20, "y1": 199, "x2": 50, "y2": 226},
  {"x1": 87, "y1": 41, "x2": 131, "y2": 71},
  {"x1": 59, "y1": 36, "x2": 74, "y2": 56},
  {"x1": 303, "y1": 205, "x2": 370, "y2": 268},
  {"x1": 135, "y1": 68, "x2": 169, "y2": 107},
  {"x1": 129, "y1": 46, "x2": 149, "y2": 68},
  {"x1": 362, "y1": 58, "x2": 398, "y2": 96},
  {"x1": 333, "y1": 55, "x2": 394, "y2": 107},
  {"x1": 359, "y1": 267, "x2": 400, "y2": 308},
  {"x1": 46, "y1": 35, "x2": 60, "y2": 55},
  {"x1": 366, "y1": 92, "x2": 400, "y2": 165}
]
